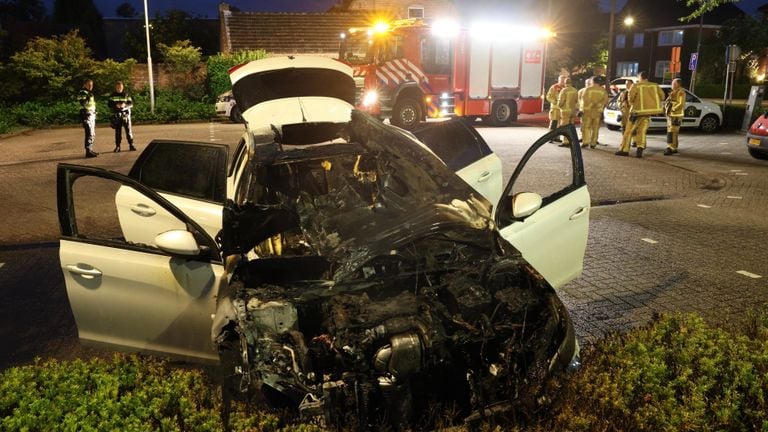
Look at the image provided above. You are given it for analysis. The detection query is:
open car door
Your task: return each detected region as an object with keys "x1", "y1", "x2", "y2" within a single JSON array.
[
  {"x1": 495, "y1": 125, "x2": 590, "y2": 289},
  {"x1": 57, "y1": 164, "x2": 225, "y2": 363},
  {"x1": 410, "y1": 119, "x2": 504, "y2": 208},
  {"x1": 115, "y1": 140, "x2": 229, "y2": 244}
]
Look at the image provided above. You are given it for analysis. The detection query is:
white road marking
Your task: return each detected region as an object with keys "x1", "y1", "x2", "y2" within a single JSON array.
[
  {"x1": 641, "y1": 238, "x2": 658, "y2": 244},
  {"x1": 719, "y1": 142, "x2": 729, "y2": 145},
  {"x1": 720, "y1": 152, "x2": 732, "y2": 155},
  {"x1": 726, "y1": 196, "x2": 743, "y2": 199},
  {"x1": 209, "y1": 138, "x2": 222, "y2": 142},
  {"x1": 697, "y1": 204, "x2": 711, "y2": 208},
  {"x1": 736, "y1": 270, "x2": 762, "y2": 279},
  {"x1": 735, "y1": 172, "x2": 748, "y2": 176},
  {"x1": 0, "y1": 262, "x2": 4, "y2": 269},
  {"x1": 729, "y1": 169, "x2": 743, "y2": 172}
]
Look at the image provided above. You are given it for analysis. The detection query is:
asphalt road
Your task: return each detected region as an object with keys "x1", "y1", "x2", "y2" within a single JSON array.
[{"x1": 0, "y1": 120, "x2": 766, "y2": 370}]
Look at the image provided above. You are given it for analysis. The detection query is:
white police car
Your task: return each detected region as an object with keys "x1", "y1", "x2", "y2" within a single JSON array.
[{"x1": 603, "y1": 85, "x2": 722, "y2": 133}]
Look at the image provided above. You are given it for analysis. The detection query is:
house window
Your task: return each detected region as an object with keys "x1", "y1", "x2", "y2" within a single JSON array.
[
  {"x1": 655, "y1": 60, "x2": 671, "y2": 78},
  {"x1": 615, "y1": 34, "x2": 626, "y2": 49},
  {"x1": 658, "y1": 30, "x2": 684, "y2": 46},
  {"x1": 616, "y1": 62, "x2": 639, "y2": 77},
  {"x1": 633, "y1": 33, "x2": 644, "y2": 48},
  {"x1": 408, "y1": 6, "x2": 424, "y2": 18}
]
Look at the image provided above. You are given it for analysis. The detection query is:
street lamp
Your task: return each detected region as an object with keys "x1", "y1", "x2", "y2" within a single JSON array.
[
  {"x1": 605, "y1": 0, "x2": 634, "y2": 92},
  {"x1": 143, "y1": 0, "x2": 155, "y2": 113}
]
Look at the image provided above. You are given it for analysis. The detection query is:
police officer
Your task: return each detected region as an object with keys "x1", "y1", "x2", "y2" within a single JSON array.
[
  {"x1": 546, "y1": 75, "x2": 566, "y2": 138},
  {"x1": 615, "y1": 71, "x2": 664, "y2": 158},
  {"x1": 108, "y1": 81, "x2": 136, "y2": 152},
  {"x1": 78, "y1": 79, "x2": 98, "y2": 158},
  {"x1": 556, "y1": 77, "x2": 578, "y2": 147},
  {"x1": 664, "y1": 78, "x2": 685, "y2": 155},
  {"x1": 581, "y1": 76, "x2": 608, "y2": 149}
]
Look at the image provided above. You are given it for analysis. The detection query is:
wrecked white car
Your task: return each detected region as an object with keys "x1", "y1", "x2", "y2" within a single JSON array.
[{"x1": 57, "y1": 57, "x2": 589, "y2": 428}]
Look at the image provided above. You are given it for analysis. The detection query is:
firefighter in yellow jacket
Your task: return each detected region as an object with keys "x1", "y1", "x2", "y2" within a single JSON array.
[
  {"x1": 618, "y1": 79, "x2": 634, "y2": 131},
  {"x1": 557, "y1": 77, "x2": 578, "y2": 147},
  {"x1": 546, "y1": 75, "x2": 566, "y2": 132},
  {"x1": 616, "y1": 71, "x2": 665, "y2": 158},
  {"x1": 664, "y1": 78, "x2": 685, "y2": 155},
  {"x1": 581, "y1": 76, "x2": 608, "y2": 149}
]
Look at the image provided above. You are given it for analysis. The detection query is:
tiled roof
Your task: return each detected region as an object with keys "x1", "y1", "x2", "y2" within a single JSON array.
[{"x1": 222, "y1": 11, "x2": 369, "y2": 54}]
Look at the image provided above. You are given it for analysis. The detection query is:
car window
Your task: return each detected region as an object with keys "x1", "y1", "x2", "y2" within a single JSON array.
[
  {"x1": 410, "y1": 119, "x2": 492, "y2": 171},
  {"x1": 129, "y1": 141, "x2": 228, "y2": 203},
  {"x1": 685, "y1": 90, "x2": 699, "y2": 103}
]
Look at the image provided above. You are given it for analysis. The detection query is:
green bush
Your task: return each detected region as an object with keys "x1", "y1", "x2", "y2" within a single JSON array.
[
  {"x1": 692, "y1": 83, "x2": 753, "y2": 99},
  {"x1": 539, "y1": 312, "x2": 768, "y2": 431},
  {"x1": 131, "y1": 89, "x2": 215, "y2": 123},
  {"x1": 0, "y1": 354, "x2": 289, "y2": 431},
  {"x1": 207, "y1": 50, "x2": 268, "y2": 98}
]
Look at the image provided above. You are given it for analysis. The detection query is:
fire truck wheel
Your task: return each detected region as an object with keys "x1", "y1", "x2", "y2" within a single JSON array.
[
  {"x1": 489, "y1": 101, "x2": 515, "y2": 126},
  {"x1": 392, "y1": 98, "x2": 422, "y2": 130}
]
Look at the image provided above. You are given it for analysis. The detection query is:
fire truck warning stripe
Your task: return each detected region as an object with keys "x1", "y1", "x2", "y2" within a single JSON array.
[{"x1": 383, "y1": 63, "x2": 408, "y2": 81}]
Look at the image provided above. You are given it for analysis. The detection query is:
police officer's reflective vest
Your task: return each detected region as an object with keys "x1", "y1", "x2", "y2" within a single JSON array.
[
  {"x1": 78, "y1": 89, "x2": 95, "y2": 112},
  {"x1": 629, "y1": 81, "x2": 665, "y2": 116},
  {"x1": 108, "y1": 92, "x2": 133, "y2": 113}
]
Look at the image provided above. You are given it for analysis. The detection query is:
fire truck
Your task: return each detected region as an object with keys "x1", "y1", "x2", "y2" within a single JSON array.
[{"x1": 339, "y1": 19, "x2": 552, "y2": 129}]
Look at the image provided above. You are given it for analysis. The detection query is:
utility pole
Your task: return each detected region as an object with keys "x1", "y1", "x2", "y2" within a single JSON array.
[
  {"x1": 689, "y1": 14, "x2": 704, "y2": 93},
  {"x1": 605, "y1": 0, "x2": 615, "y2": 92},
  {"x1": 143, "y1": 0, "x2": 155, "y2": 113}
]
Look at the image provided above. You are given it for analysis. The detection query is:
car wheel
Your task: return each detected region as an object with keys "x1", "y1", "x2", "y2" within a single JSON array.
[
  {"x1": 391, "y1": 98, "x2": 422, "y2": 130},
  {"x1": 699, "y1": 114, "x2": 719, "y2": 133},
  {"x1": 748, "y1": 148, "x2": 768, "y2": 160},
  {"x1": 685, "y1": 105, "x2": 700, "y2": 118},
  {"x1": 606, "y1": 124, "x2": 621, "y2": 131},
  {"x1": 230, "y1": 105, "x2": 243, "y2": 123},
  {"x1": 489, "y1": 100, "x2": 516, "y2": 126}
]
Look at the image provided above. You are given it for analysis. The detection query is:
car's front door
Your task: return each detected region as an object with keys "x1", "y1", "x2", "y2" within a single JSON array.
[
  {"x1": 58, "y1": 164, "x2": 225, "y2": 363},
  {"x1": 495, "y1": 125, "x2": 590, "y2": 289}
]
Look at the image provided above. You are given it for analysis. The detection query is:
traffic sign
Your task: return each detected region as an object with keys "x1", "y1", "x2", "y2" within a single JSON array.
[{"x1": 689, "y1": 52, "x2": 698, "y2": 71}]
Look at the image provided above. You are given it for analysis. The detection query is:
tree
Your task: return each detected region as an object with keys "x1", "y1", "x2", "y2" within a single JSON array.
[
  {"x1": 52, "y1": 0, "x2": 106, "y2": 58},
  {"x1": 681, "y1": 0, "x2": 738, "y2": 21},
  {"x1": 0, "y1": 0, "x2": 46, "y2": 21},
  {"x1": 115, "y1": 2, "x2": 137, "y2": 18},
  {"x1": 9, "y1": 30, "x2": 96, "y2": 101}
]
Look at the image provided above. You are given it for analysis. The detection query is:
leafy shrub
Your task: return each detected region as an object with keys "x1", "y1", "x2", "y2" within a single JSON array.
[
  {"x1": 207, "y1": 50, "x2": 268, "y2": 98},
  {"x1": 0, "y1": 354, "x2": 319, "y2": 431},
  {"x1": 131, "y1": 89, "x2": 214, "y2": 123},
  {"x1": 538, "y1": 312, "x2": 768, "y2": 431}
]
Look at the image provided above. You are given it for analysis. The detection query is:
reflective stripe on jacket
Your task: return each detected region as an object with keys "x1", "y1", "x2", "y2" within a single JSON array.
[
  {"x1": 78, "y1": 89, "x2": 95, "y2": 112},
  {"x1": 629, "y1": 81, "x2": 665, "y2": 116},
  {"x1": 583, "y1": 86, "x2": 608, "y2": 114},
  {"x1": 557, "y1": 85, "x2": 578, "y2": 114},
  {"x1": 666, "y1": 88, "x2": 685, "y2": 118}
]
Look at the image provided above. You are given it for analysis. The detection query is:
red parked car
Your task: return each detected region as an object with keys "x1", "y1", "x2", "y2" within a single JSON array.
[{"x1": 746, "y1": 111, "x2": 768, "y2": 160}]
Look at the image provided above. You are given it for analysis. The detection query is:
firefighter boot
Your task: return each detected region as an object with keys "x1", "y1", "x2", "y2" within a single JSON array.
[
  {"x1": 113, "y1": 145, "x2": 121, "y2": 153},
  {"x1": 636, "y1": 147, "x2": 644, "y2": 158},
  {"x1": 128, "y1": 141, "x2": 136, "y2": 151}
]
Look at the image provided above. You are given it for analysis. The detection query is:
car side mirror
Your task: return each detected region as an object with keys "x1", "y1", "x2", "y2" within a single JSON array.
[
  {"x1": 512, "y1": 192, "x2": 543, "y2": 219},
  {"x1": 155, "y1": 230, "x2": 202, "y2": 257}
]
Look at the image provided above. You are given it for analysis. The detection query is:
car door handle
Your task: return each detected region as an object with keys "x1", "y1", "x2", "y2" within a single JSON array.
[
  {"x1": 569, "y1": 207, "x2": 587, "y2": 220},
  {"x1": 65, "y1": 265, "x2": 103, "y2": 278},
  {"x1": 130, "y1": 203, "x2": 157, "y2": 217},
  {"x1": 477, "y1": 171, "x2": 492, "y2": 183}
]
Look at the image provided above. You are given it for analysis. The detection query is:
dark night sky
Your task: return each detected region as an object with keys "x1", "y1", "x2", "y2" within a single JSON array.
[{"x1": 42, "y1": 0, "x2": 767, "y2": 19}]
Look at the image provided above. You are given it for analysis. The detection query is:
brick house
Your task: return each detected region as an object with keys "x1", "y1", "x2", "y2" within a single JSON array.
[
  {"x1": 611, "y1": 0, "x2": 743, "y2": 84},
  {"x1": 218, "y1": 0, "x2": 457, "y2": 56}
]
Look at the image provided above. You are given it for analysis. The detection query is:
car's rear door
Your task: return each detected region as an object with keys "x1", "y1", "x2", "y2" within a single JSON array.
[
  {"x1": 495, "y1": 125, "x2": 590, "y2": 289},
  {"x1": 116, "y1": 140, "x2": 228, "y2": 244},
  {"x1": 411, "y1": 119, "x2": 503, "y2": 208},
  {"x1": 58, "y1": 164, "x2": 224, "y2": 363}
]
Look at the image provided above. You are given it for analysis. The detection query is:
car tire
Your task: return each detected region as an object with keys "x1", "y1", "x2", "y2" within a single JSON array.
[
  {"x1": 606, "y1": 124, "x2": 621, "y2": 131},
  {"x1": 489, "y1": 100, "x2": 516, "y2": 126},
  {"x1": 748, "y1": 148, "x2": 768, "y2": 160},
  {"x1": 230, "y1": 105, "x2": 243, "y2": 124},
  {"x1": 699, "y1": 114, "x2": 719, "y2": 133},
  {"x1": 391, "y1": 98, "x2": 422, "y2": 130}
]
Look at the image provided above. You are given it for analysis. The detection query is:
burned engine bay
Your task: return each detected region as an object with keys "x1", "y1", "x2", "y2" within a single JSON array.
[{"x1": 216, "y1": 112, "x2": 577, "y2": 428}]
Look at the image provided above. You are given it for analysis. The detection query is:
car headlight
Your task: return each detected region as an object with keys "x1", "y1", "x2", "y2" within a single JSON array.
[{"x1": 362, "y1": 90, "x2": 378, "y2": 107}]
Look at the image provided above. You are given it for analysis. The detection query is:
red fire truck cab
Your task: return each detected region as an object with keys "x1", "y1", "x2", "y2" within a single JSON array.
[{"x1": 339, "y1": 19, "x2": 553, "y2": 129}]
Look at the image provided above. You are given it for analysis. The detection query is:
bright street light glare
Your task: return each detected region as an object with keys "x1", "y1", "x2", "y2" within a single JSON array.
[{"x1": 624, "y1": 16, "x2": 635, "y2": 26}]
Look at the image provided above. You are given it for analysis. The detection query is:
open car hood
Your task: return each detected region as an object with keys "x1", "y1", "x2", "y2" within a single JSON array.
[
  {"x1": 230, "y1": 56, "x2": 355, "y2": 132},
  {"x1": 223, "y1": 111, "x2": 494, "y2": 280}
]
